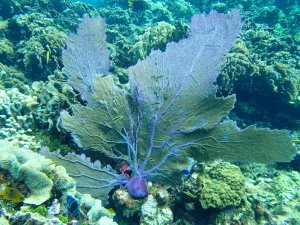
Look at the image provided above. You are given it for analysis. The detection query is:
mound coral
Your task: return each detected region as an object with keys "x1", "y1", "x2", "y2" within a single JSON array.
[
  {"x1": 184, "y1": 161, "x2": 245, "y2": 209},
  {"x1": 0, "y1": 140, "x2": 75, "y2": 205}
]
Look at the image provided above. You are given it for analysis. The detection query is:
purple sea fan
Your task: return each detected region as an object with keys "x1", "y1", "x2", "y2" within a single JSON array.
[{"x1": 42, "y1": 11, "x2": 296, "y2": 200}]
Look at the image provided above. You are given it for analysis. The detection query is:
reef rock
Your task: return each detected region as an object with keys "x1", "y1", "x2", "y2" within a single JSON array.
[{"x1": 140, "y1": 195, "x2": 173, "y2": 225}]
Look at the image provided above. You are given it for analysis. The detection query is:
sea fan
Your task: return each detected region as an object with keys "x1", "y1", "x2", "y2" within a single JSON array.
[{"x1": 41, "y1": 11, "x2": 296, "y2": 200}]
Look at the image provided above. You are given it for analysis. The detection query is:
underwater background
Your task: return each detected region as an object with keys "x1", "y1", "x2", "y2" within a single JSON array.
[{"x1": 0, "y1": 0, "x2": 300, "y2": 224}]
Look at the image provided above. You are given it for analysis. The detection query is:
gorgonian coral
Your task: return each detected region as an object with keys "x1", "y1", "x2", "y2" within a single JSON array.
[{"x1": 41, "y1": 11, "x2": 296, "y2": 200}]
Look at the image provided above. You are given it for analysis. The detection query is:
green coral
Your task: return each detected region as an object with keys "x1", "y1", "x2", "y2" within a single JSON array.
[
  {"x1": 0, "y1": 0, "x2": 98, "y2": 82},
  {"x1": 16, "y1": 25, "x2": 66, "y2": 79},
  {"x1": 25, "y1": 205, "x2": 48, "y2": 217},
  {"x1": 184, "y1": 161, "x2": 245, "y2": 209},
  {"x1": 31, "y1": 72, "x2": 77, "y2": 130},
  {"x1": 0, "y1": 38, "x2": 14, "y2": 64},
  {"x1": 129, "y1": 21, "x2": 176, "y2": 60},
  {"x1": 98, "y1": 0, "x2": 190, "y2": 69},
  {"x1": 58, "y1": 215, "x2": 68, "y2": 223},
  {"x1": 0, "y1": 63, "x2": 30, "y2": 92},
  {"x1": 217, "y1": 22, "x2": 300, "y2": 128},
  {"x1": 223, "y1": 170, "x2": 300, "y2": 224}
]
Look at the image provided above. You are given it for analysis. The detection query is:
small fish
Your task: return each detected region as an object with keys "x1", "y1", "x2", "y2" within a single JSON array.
[
  {"x1": 107, "y1": 208, "x2": 116, "y2": 215},
  {"x1": 46, "y1": 51, "x2": 50, "y2": 64},
  {"x1": 54, "y1": 93, "x2": 67, "y2": 99},
  {"x1": 110, "y1": 115, "x2": 124, "y2": 123},
  {"x1": 181, "y1": 170, "x2": 190, "y2": 176},
  {"x1": 144, "y1": 157, "x2": 155, "y2": 162},
  {"x1": 152, "y1": 74, "x2": 164, "y2": 80},
  {"x1": 128, "y1": 0, "x2": 149, "y2": 10},
  {"x1": 66, "y1": 195, "x2": 81, "y2": 220},
  {"x1": 292, "y1": 139, "x2": 300, "y2": 143},
  {"x1": 183, "y1": 191, "x2": 196, "y2": 198},
  {"x1": 47, "y1": 161, "x2": 58, "y2": 166},
  {"x1": 0, "y1": 173, "x2": 5, "y2": 181},
  {"x1": 151, "y1": 102, "x2": 161, "y2": 105},
  {"x1": 0, "y1": 186, "x2": 24, "y2": 203}
]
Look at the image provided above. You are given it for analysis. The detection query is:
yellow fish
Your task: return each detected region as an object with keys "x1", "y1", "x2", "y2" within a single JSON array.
[
  {"x1": 46, "y1": 51, "x2": 50, "y2": 64},
  {"x1": 183, "y1": 191, "x2": 196, "y2": 198},
  {"x1": 292, "y1": 139, "x2": 300, "y2": 143},
  {"x1": 47, "y1": 161, "x2": 58, "y2": 166},
  {"x1": 110, "y1": 115, "x2": 124, "y2": 123},
  {"x1": 128, "y1": 0, "x2": 133, "y2": 7},
  {"x1": 144, "y1": 157, "x2": 155, "y2": 162},
  {"x1": 0, "y1": 186, "x2": 24, "y2": 203},
  {"x1": 107, "y1": 208, "x2": 115, "y2": 215}
]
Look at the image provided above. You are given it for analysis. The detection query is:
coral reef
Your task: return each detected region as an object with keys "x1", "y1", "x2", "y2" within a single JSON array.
[
  {"x1": 215, "y1": 168, "x2": 300, "y2": 224},
  {"x1": 98, "y1": 0, "x2": 191, "y2": 68},
  {"x1": 0, "y1": 38, "x2": 14, "y2": 64},
  {"x1": 7, "y1": 211, "x2": 63, "y2": 225},
  {"x1": 112, "y1": 188, "x2": 145, "y2": 217},
  {"x1": 111, "y1": 184, "x2": 173, "y2": 224},
  {"x1": 184, "y1": 161, "x2": 245, "y2": 209},
  {"x1": 246, "y1": 171, "x2": 300, "y2": 224},
  {"x1": 0, "y1": 88, "x2": 39, "y2": 148},
  {"x1": 0, "y1": 0, "x2": 98, "y2": 82},
  {"x1": 0, "y1": 64, "x2": 30, "y2": 92},
  {"x1": 79, "y1": 193, "x2": 116, "y2": 223},
  {"x1": 140, "y1": 195, "x2": 173, "y2": 225},
  {"x1": 31, "y1": 72, "x2": 77, "y2": 130},
  {"x1": 129, "y1": 21, "x2": 176, "y2": 60},
  {"x1": 0, "y1": 140, "x2": 76, "y2": 205},
  {"x1": 217, "y1": 22, "x2": 300, "y2": 129},
  {"x1": 47, "y1": 11, "x2": 295, "y2": 214},
  {"x1": 0, "y1": 0, "x2": 299, "y2": 224},
  {"x1": 15, "y1": 24, "x2": 66, "y2": 80}
]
